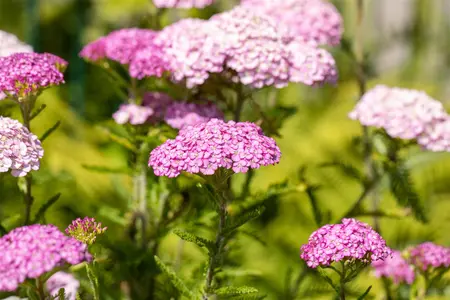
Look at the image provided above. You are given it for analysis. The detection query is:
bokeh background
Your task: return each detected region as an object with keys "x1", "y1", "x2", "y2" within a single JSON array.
[{"x1": 1, "y1": 0, "x2": 450, "y2": 299}]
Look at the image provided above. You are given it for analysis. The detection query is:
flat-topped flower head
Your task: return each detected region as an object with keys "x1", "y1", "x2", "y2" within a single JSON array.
[
  {"x1": 0, "y1": 52, "x2": 67, "y2": 100},
  {"x1": 66, "y1": 217, "x2": 107, "y2": 245},
  {"x1": 372, "y1": 250, "x2": 415, "y2": 285},
  {"x1": 46, "y1": 272, "x2": 80, "y2": 300},
  {"x1": 0, "y1": 224, "x2": 91, "y2": 292},
  {"x1": 209, "y1": 6, "x2": 338, "y2": 88},
  {"x1": 300, "y1": 218, "x2": 392, "y2": 268},
  {"x1": 240, "y1": 0, "x2": 343, "y2": 46},
  {"x1": 154, "y1": 19, "x2": 226, "y2": 88},
  {"x1": 80, "y1": 28, "x2": 157, "y2": 65},
  {"x1": 0, "y1": 30, "x2": 33, "y2": 58},
  {"x1": 153, "y1": 0, "x2": 215, "y2": 8},
  {"x1": 149, "y1": 118, "x2": 281, "y2": 177},
  {"x1": 164, "y1": 101, "x2": 223, "y2": 129},
  {"x1": 349, "y1": 85, "x2": 448, "y2": 141},
  {"x1": 0, "y1": 117, "x2": 44, "y2": 177},
  {"x1": 129, "y1": 45, "x2": 171, "y2": 79},
  {"x1": 113, "y1": 104, "x2": 155, "y2": 125},
  {"x1": 407, "y1": 242, "x2": 450, "y2": 272}
]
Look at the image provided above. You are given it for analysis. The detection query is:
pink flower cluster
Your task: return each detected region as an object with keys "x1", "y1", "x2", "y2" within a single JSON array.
[
  {"x1": 300, "y1": 218, "x2": 392, "y2": 268},
  {"x1": 149, "y1": 118, "x2": 281, "y2": 177},
  {"x1": 0, "y1": 53, "x2": 67, "y2": 99},
  {"x1": 66, "y1": 217, "x2": 107, "y2": 245},
  {"x1": 0, "y1": 30, "x2": 33, "y2": 58},
  {"x1": 46, "y1": 272, "x2": 80, "y2": 300},
  {"x1": 153, "y1": 0, "x2": 215, "y2": 8},
  {"x1": 349, "y1": 85, "x2": 450, "y2": 151},
  {"x1": 408, "y1": 242, "x2": 450, "y2": 271},
  {"x1": 164, "y1": 101, "x2": 223, "y2": 129},
  {"x1": 113, "y1": 104, "x2": 155, "y2": 125},
  {"x1": 0, "y1": 117, "x2": 44, "y2": 177},
  {"x1": 0, "y1": 224, "x2": 91, "y2": 292},
  {"x1": 372, "y1": 250, "x2": 415, "y2": 285},
  {"x1": 240, "y1": 0, "x2": 343, "y2": 46}
]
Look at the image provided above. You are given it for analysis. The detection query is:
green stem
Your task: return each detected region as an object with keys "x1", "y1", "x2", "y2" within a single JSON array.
[
  {"x1": 36, "y1": 277, "x2": 46, "y2": 300},
  {"x1": 340, "y1": 263, "x2": 347, "y2": 300},
  {"x1": 306, "y1": 186, "x2": 322, "y2": 227},
  {"x1": 133, "y1": 141, "x2": 149, "y2": 248},
  {"x1": 381, "y1": 277, "x2": 393, "y2": 300}
]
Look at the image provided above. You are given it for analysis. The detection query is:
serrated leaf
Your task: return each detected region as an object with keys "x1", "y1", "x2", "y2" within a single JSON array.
[
  {"x1": 33, "y1": 193, "x2": 61, "y2": 223},
  {"x1": 357, "y1": 285, "x2": 372, "y2": 300},
  {"x1": 215, "y1": 286, "x2": 258, "y2": 296},
  {"x1": 82, "y1": 164, "x2": 130, "y2": 174},
  {"x1": 224, "y1": 206, "x2": 265, "y2": 236},
  {"x1": 386, "y1": 163, "x2": 427, "y2": 222},
  {"x1": 154, "y1": 256, "x2": 194, "y2": 298},
  {"x1": 57, "y1": 288, "x2": 66, "y2": 300},
  {"x1": 30, "y1": 104, "x2": 47, "y2": 120},
  {"x1": 316, "y1": 267, "x2": 339, "y2": 294},
  {"x1": 173, "y1": 229, "x2": 215, "y2": 253},
  {"x1": 86, "y1": 264, "x2": 99, "y2": 300},
  {"x1": 40, "y1": 120, "x2": 61, "y2": 142}
]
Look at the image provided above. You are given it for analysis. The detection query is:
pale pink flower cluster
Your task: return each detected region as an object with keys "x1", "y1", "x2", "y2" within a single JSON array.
[
  {"x1": 153, "y1": 0, "x2": 215, "y2": 8},
  {"x1": 372, "y1": 250, "x2": 415, "y2": 284},
  {"x1": 0, "y1": 30, "x2": 33, "y2": 58},
  {"x1": 149, "y1": 118, "x2": 281, "y2": 177},
  {"x1": 46, "y1": 272, "x2": 80, "y2": 300},
  {"x1": 0, "y1": 225, "x2": 91, "y2": 292},
  {"x1": 300, "y1": 218, "x2": 392, "y2": 268},
  {"x1": 240, "y1": 0, "x2": 343, "y2": 46},
  {"x1": 113, "y1": 104, "x2": 155, "y2": 125},
  {"x1": 0, "y1": 117, "x2": 44, "y2": 177},
  {"x1": 164, "y1": 101, "x2": 223, "y2": 129},
  {"x1": 349, "y1": 85, "x2": 450, "y2": 151},
  {"x1": 408, "y1": 242, "x2": 450, "y2": 271}
]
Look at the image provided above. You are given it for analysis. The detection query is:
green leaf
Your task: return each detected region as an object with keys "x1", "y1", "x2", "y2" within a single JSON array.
[
  {"x1": 357, "y1": 285, "x2": 372, "y2": 300},
  {"x1": 154, "y1": 255, "x2": 194, "y2": 298},
  {"x1": 57, "y1": 288, "x2": 67, "y2": 300},
  {"x1": 30, "y1": 103, "x2": 47, "y2": 120},
  {"x1": 82, "y1": 164, "x2": 130, "y2": 174},
  {"x1": 173, "y1": 229, "x2": 215, "y2": 253},
  {"x1": 86, "y1": 264, "x2": 100, "y2": 300},
  {"x1": 224, "y1": 205, "x2": 265, "y2": 236},
  {"x1": 215, "y1": 286, "x2": 258, "y2": 297},
  {"x1": 0, "y1": 222, "x2": 7, "y2": 236},
  {"x1": 386, "y1": 163, "x2": 427, "y2": 222},
  {"x1": 98, "y1": 125, "x2": 135, "y2": 151},
  {"x1": 40, "y1": 120, "x2": 61, "y2": 142},
  {"x1": 316, "y1": 267, "x2": 339, "y2": 294},
  {"x1": 197, "y1": 183, "x2": 221, "y2": 213},
  {"x1": 33, "y1": 193, "x2": 61, "y2": 223},
  {"x1": 318, "y1": 161, "x2": 362, "y2": 182},
  {"x1": 76, "y1": 293, "x2": 83, "y2": 300},
  {"x1": 98, "y1": 206, "x2": 127, "y2": 226}
]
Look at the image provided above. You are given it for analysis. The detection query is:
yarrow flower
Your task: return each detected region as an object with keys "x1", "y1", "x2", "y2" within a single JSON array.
[
  {"x1": 300, "y1": 218, "x2": 392, "y2": 268},
  {"x1": 0, "y1": 52, "x2": 67, "y2": 100},
  {"x1": 113, "y1": 104, "x2": 155, "y2": 125},
  {"x1": 164, "y1": 101, "x2": 223, "y2": 129},
  {"x1": 240, "y1": 0, "x2": 343, "y2": 46},
  {"x1": 209, "y1": 6, "x2": 338, "y2": 88},
  {"x1": 129, "y1": 45, "x2": 171, "y2": 79},
  {"x1": 372, "y1": 250, "x2": 415, "y2": 285},
  {"x1": 152, "y1": 0, "x2": 215, "y2": 8},
  {"x1": 407, "y1": 242, "x2": 450, "y2": 272},
  {"x1": 0, "y1": 117, "x2": 44, "y2": 177},
  {"x1": 0, "y1": 30, "x2": 33, "y2": 58},
  {"x1": 46, "y1": 272, "x2": 80, "y2": 300},
  {"x1": 154, "y1": 19, "x2": 226, "y2": 88},
  {"x1": 149, "y1": 118, "x2": 281, "y2": 177},
  {"x1": 80, "y1": 28, "x2": 157, "y2": 65},
  {"x1": 0, "y1": 224, "x2": 91, "y2": 292},
  {"x1": 349, "y1": 85, "x2": 448, "y2": 141},
  {"x1": 66, "y1": 217, "x2": 107, "y2": 245}
]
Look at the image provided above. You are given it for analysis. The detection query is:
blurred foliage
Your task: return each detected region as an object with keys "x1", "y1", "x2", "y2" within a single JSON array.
[{"x1": 1, "y1": 0, "x2": 450, "y2": 299}]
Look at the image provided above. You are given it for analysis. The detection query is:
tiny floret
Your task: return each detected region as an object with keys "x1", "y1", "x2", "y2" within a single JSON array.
[
  {"x1": 153, "y1": 0, "x2": 215, "y2": 8},
  {"x1": 407, "y1": 242, "x2": 450, "y2": 271},
  {"x1": 300, "y1": 218, "x2": 392, "y2": 268},
  {"x1": 66, "y1": 217, "x2": 107, "y2": 245},
  {"x1": 372, "y1": 250, "x2": 415, "y2": 284},
  {"x1": 149, "y1": 118, "x2": 281, "y2": 177},
  {"x1": 0, "y1": 224, "x2": 91, "y2": 292},
  {"x1": 0, "y1": 52, "x2": 67, "y2": 100},
  {"x1": 0, "y1": 117, "x2": 44, "y2": 177},
  {"x1": 349, "y1": 85, "x2": 447, "y2": 141},
  {"x1": 113, "y1": 104, "x2": 155, "y2": 125},
  {"x1": 164, "y1": 101, "x2": 223, "y2": 129}
]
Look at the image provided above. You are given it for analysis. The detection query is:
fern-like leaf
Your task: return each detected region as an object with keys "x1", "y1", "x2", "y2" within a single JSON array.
[
  {"x1": 224, "y1": 205, "x2": 265, "y2": 236},
  {"x1": 173, "y1": 229, "x2": 215, "y2": 253},
  {"x1": 154, "y1": 256, "x2": 194, "y2": 298},
  {"x1": 215, "y1": 286, "x2": 258, "y2": 297}
]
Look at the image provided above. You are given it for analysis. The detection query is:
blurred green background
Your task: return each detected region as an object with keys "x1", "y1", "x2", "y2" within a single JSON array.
[{"x1": 1, "y1": 0, "x2": 450, "y2": 299}]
